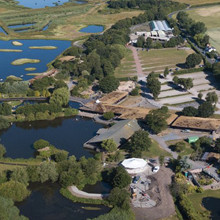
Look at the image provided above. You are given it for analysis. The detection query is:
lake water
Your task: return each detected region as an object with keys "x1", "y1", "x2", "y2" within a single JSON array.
[
  {"x1": 202, "y1": 197, "x2": 220, "y2": 220},
  {"x1": 0, "y1": 39, "x2": 71, "y2": 80},
  {"x1": 16, "y1": 182, "x2": 110, "y2": 220},
  {"x1": 16, "y1": 0, "x2": 87, "y2": 9},
  {"x1": 83, "y1": 181, "x2": 112, "y2": 194},
  {"x1": 80, "y1": 25, "x2": 104, "y2": 33},
  {"x1": 0, "y1": 117, "x2": 103, "y2": 159}
]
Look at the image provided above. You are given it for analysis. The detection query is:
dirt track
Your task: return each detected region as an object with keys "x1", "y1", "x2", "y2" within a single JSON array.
[{"x1": 132, "y1": 167, "x2": 175, "y2": 220}]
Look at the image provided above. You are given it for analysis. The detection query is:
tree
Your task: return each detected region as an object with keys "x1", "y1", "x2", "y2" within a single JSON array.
[
  {"x1": 0, "y1": 196, "x2": 28, "y2": 220},
  {"x1": 136, "y1": 36, "x2": 145, "y2": 48},
  {"x1": 206, "y1": 92, "x2": 218, "y2": 105},
  {"x1": 145, "y1": 107, "x2": 169, "y2": 134},
  {"x1": 164, "y1": 67, "x2": 169, "y2": 78},
  {"x1": 0, "y1": 144, "x2": 6, "y2": 158},
  {"x1": 0, "y1": 103, "x2": 12, "y2": 115},
  {"x1": 54, "y1": 150, "x2": 69, "y2": 162},
  {"x1": 198, "y1": 92, "x2": 203, "y2": 100},
  {"x1": 0, "y1": 181, "x2": 30, "y2": 202},
  {"x1": 50, "y1": 87, "x2": 69, "y2": 107},
  {"x1": 99, "y1": 76, "x2": 119, "y2": 93},
  {"x1": 108, "y1": 187, "x2": 130, "y2": 210},
  {"x1": 173, "y1": 76, "x2": 179, "y2": 85},
  {"x1": 213, "y1": 62, "x2": 220, "y2": 80},
  {"x1": 128, "y1": 130, "x2": 152, "y2": 155},
  {"x1": 147, "y1": 73, "x2": 161, "y2": 99},
  {"x1": 10, "y1": 167, "x2": 29, "y2": 186},
  {"x1": 182, "y1": 106, "x2": 198, "y2": 116},
  {"x1": 214, "y1": 138, "x2": 220, "y2": 153},
  {"x1": 101, "y1": 139, "x2": 117, "y2": 152},
  {"x1": 130, "y1": 87, "x2": 139, "y2": 96},
  {"x1": 111, "y1": 166, "x2": 131, "y2": 188},
  {"x1": 174, "y1": 142, "x2": 186, "y2": 152},
  {"x1": 103, "y1": 112, "x2": 115, "y2": 120},
  {"x1": 190, "y1": 22, "x2": 206, "y2": 36},
  {"x1": 33, "y1": 139, "x2": 50, "y2": 150},
  {"x1": 198, "y1": 101, "x2": 214, "y2": 117},
  {"x1": 36, "y1": 162, "x2": 58, "y2": 183},
  {"x1": 185, "y1": 53, "x2": 202, "y2": 68},
  {"x1": 0, "y1": 116, "x2": 10, "y2": 130}
]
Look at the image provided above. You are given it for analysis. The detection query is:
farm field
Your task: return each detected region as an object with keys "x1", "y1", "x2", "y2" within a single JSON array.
[
  {"x1": 138, "y1": 48, "x2": 193, "y2": 75},
  {"x1": 187, "y1": 6, "x2": 220, "y2": 52},
  {"x1": 0, "y1": 1, "x2": 142, "y2": 40},
  {"x1": 173, "y1": 0, "x2": 220, "y2": 6}
]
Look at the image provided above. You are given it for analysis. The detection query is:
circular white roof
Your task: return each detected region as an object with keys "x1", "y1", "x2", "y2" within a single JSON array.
[{"x1": 121, "y1": 158, "x2": 147, "y2": 169}]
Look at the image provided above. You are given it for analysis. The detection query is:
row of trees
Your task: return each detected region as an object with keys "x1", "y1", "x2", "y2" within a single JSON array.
[{"x1": 173, "y1": 76, "x2": 193, "y2": 90}]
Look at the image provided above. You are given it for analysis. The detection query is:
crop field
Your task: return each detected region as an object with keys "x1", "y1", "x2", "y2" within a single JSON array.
[
  {"x1": 0, "y1": 1, "x2": 142, "y2": 40},
  {"x1": 173, "y1": 0, "x2": 220, "y2": 6},
  {"x1": 138, "y1": 48, "x2": 193, "y2": 74},
  {"x1": 188, "y1": 6, "x2": 220, "y2": 52}
]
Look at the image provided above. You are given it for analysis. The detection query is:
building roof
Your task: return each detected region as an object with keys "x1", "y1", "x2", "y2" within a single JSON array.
[
  {"x1": 99, "y1": 91, "x2": 128, "y2": 105},
  {"x1": 172, "y1": 116, "x2": 220, "y2": 131},
  {"x1": 121, "y1": 158, "x2": 147, "y2": 169},
  {"x1": 150, "y1": 20, "x2": 172, "y2": 32},
  {"x1": 87, "y1": 119, "x2": 141, "y2": 147}
]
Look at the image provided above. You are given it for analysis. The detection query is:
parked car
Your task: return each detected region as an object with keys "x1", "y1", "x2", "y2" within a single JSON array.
[
  {"x1": 181, "y1": 129, "x2": 191, "y2": 133},
  {"x1": 152, "y1": 166, "x2": 160, "y2": 173},
  {"x1": 132, "y1": 175, "x2": 140, "y2": 184}
]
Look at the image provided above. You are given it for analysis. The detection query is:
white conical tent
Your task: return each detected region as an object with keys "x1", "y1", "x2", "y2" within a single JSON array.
[{"x1": 121, "y1": 158, "x2": 148, "y2": 174}]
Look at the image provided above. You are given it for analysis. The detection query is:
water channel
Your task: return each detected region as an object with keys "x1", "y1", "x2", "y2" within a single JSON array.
[
  {"x1": 0, "y1": 39, "x2": 71, "y2": 80},
  {"x1": 16, "y1": 182, "x2": 110, "y2": 220},
  {"x1": 0, "y1": 116, "x2": 103, "y2": 159}
]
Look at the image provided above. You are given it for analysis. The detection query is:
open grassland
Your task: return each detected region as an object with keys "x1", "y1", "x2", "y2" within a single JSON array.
[
  {"x1": 0, "y1": 1, "x2": 142, "y2": 40},
  {"x1": 188, "y1": 6, "x2": 220, "y2": 52},
  {"x1": 138, "y1": 48, "x2": 193, "y2": 75},
  {"x1": 142, "y1": 140, "x2": 171, "y2": 158},
  {"x1": 188, "y1": 189, "x2": 220, "y2": 219},
  {"x1": 114, "y1": 48, "x2": 137, "y2": 78},
  {"x1": 173, "y1": 0, "x2": 220, "y2": 6}
]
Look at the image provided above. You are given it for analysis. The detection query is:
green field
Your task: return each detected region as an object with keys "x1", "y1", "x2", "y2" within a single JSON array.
[
  {"x1": 188, "y1": 189, "x2": 220, "y2": 219},
  {"x1": 114, "y1": 48, "x2": 136, "y2": 78},
  {"x1": 173, "y1": 0, "x2": 220, "y2": 6},
  {"x1": 0, "y1": 1, "x2": 142, "y2": 40},
  {"x1": 138, "y1": 48, "x2": 193, "y2": 74},
  {"x1": 188, "y1": 6, "x2": 220, "y2": 52}
]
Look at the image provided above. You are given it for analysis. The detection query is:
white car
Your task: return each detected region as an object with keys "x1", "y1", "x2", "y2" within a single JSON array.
[{"x1": 152, "y1": 166, "x2": 160, "y2": 173}]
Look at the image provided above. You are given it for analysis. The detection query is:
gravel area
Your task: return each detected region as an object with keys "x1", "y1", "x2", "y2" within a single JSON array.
[{"x1": 132, "y1": 167, "x2": 175, "y2": 220}]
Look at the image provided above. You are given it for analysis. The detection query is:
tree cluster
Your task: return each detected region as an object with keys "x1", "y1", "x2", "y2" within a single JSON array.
[
  {"x1": 145, "y1": 106, "x2": 170, "y2": 134},
  {"x1": 173, "y1": 76, "x2": 193, "y2": 90},
  {"x1": 147, "y1": 72, "x2": 161, "y2": 99}
]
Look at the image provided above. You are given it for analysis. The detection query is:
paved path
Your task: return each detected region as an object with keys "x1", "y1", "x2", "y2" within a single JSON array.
[
  {"x1": 127, "y1": 45, "x2": 145, "y2": 77},
  {"x1": 68, "y1": 186, "x2": 109, "y2": 199}
]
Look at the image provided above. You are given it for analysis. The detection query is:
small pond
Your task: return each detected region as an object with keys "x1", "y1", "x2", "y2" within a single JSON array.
[
  {"x1": 202, "y1": 197, "x2": 220, "y2": 220},
  {"x1": 8, "y1": 23, "x2": 35, "y2": 29},
  {"x1": 80, "y1": 25, "x2": 104, "y2": 33},
  {"x1": 0, "y1": 39, "x2": 71, "y2": 80},
  {"x1": 16, "y1": 182, "x2": 110, "y2": 220},
  {"x1": 0, "y1": 117, "x2": 103, "y2": 159},
  {"x1": 83, "y1": 181, "x2": 112, "y2": 194},
  {"x1": 16, "y1": 0, "x2": 87, "y2": 9}
]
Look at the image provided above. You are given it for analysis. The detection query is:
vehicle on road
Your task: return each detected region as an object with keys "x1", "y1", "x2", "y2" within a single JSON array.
[
  {"x1": 132, "y1": 175, "x2": 141, "y2": 184},
  {"x1": 152, "y1": 166, "x2": 160, "y2": 173}
]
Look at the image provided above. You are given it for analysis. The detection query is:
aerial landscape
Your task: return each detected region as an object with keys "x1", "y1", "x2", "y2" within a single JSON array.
[{"x1": 0, "y1": 0, "x2": 220, "y2": 220}]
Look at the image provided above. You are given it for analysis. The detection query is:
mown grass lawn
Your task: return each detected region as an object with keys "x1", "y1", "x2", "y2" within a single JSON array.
[
  {"x1": 188, "y1": 189, "x2": 220, "y2": 220},
  {"x1": 142, "y1": 139, "x2": 171, "y2": 158},
  {"x1": 138, "y1": 48, "x2": 193, "y2": 73},
  {"x1": 187, "y1": 6, "x2": 220, "y2": 52}
]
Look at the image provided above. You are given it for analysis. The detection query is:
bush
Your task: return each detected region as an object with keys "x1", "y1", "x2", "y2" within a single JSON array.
[
  {"x1": 130, "y1": 87, "x2": 139, "y2": 96},
  {"x1": 103, "y1": 112, "x2": 115, "y2": 120},
  {"x1": 33, "y1": 139, "x2": 50, "y2": 150}
]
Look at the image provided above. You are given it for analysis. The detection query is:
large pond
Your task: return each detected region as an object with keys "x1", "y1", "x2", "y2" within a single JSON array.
[
  {"x1": 16, "y1": 0, "x2": 87, "y2": 9},
  {"x1": 80, "y1": 25, "x2": 104, "y2": 33},
  {"x1": 0, "y1": 39, "x2": 71, "y2": 80},
  {"x1": 0, "y1": 117, "x2": 103, "y2": 159},
  {"x1": 202, "y1": 197, "x2": 220, "y2": 220},
  {"x1": 16, "y1": 182, "x2": 110, "y2": 220}
]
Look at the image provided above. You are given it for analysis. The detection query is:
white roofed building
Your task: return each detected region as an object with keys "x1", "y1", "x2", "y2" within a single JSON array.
[{"x1": 121, "y1": 158, "x2": 150, "y2": 174}]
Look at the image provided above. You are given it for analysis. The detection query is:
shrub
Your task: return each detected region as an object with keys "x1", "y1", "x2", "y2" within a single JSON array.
[{"x1": 103, "y1": 112, "x2": 115, "y2": 120}]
